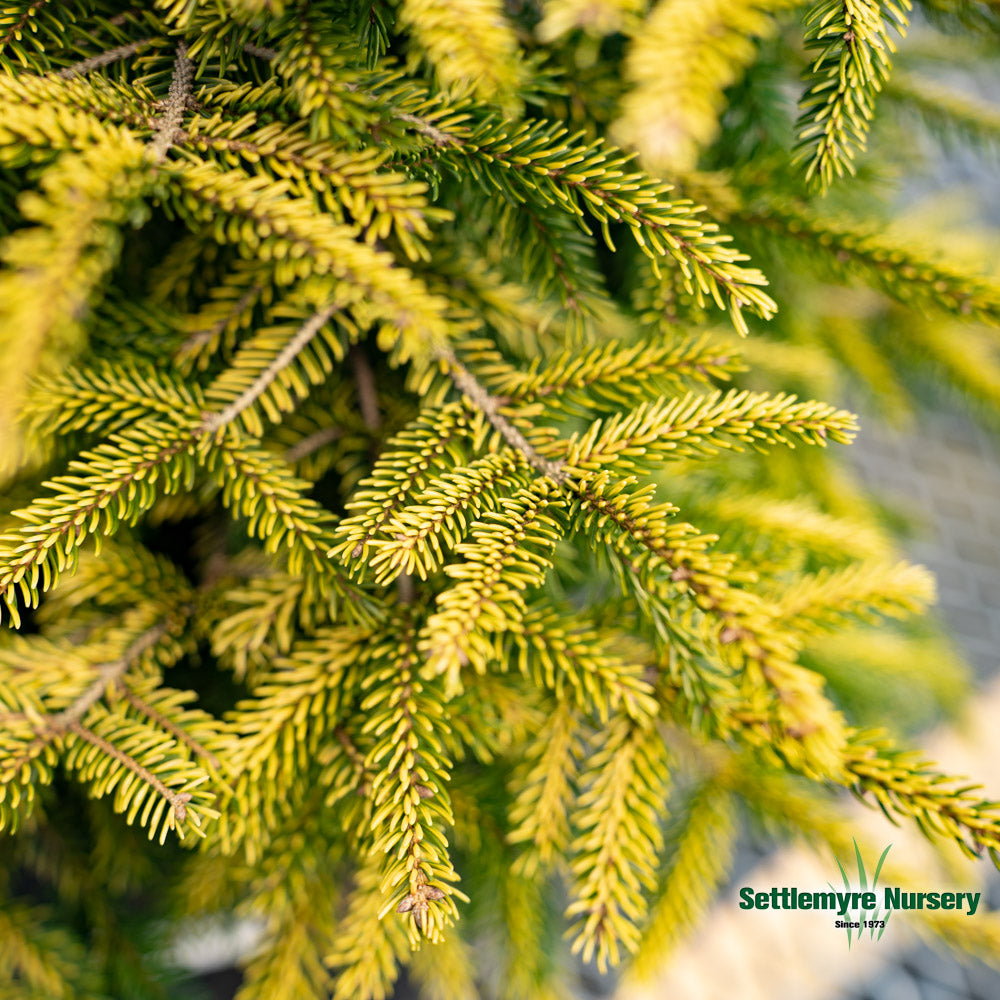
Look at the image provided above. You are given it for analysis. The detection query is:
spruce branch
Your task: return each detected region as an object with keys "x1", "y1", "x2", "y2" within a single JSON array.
[
  {"x1": 332, "y1": 403, "x2": 474, "y2": 562},
  {"x1": 147, "y1": 42, "x2": 194, "y2": 163},
  {"x1": 615, "y1": 0, "x2": 800, "y2": 173},
  {"x1": 573, "y1": 490, "x2": 850, "y2": 777},
  {"x1": 169, "y1": 160, "x2": 452, "y2": 360},
  {"x1": 525, "y1": 207, "x2": 587, "y2": 315},
  {"x1": 507, "y1": 698, "x2": 581, "y2": 875},
  {"x1": 175, "y1": 121, "x2": 436, "y2": 252},
  {"x1": 229, "y1": 42, "x2": 777, "y2": 329},
  {"x1": 844, "y1": 732, "x2": 1000, "y2": 860},
  {"x1": 702, "y1": 491, "x2": 894, "y2": 564},
  {"x1": 482, "y1": 197, "x2": 610, "y2": 318},
  {"x1": 467, "y1": 334, "x2": 743, "y2": 410},
  {"x1": 48, "y1": 623, "x2": 170, "y2": 730},
  {"x1": 770, "y1": 560, "x2": 936, "y2": 635},
  {"x1": 205, "y1": 439, "x2": 381, "y2": 620},
  {"x1": 0, "y1": 900, "x2": 87, "y2": 997},
  {"x1": 429, "y1": 357, "x2": 858, "y2": 757},
  {"x1": 0, "y1": 427, "x2": 199, "y2": 627},
  {"x1": 397, "y1": 0, "x2": 525, "y2": 109},
  {"x1": 1, "y1": 616, "x2": 181, "y2": 737},
  {"x1": 0, "y1": 69, "x2": 154, "y2": 138},
  {"x1": 0, "y1": 2, "x2": 52, "y2": 64},
  {"x1": 628, "y1": 775, "x2": 736, "y2": 982},
  {"x1": 326, "y1": 854, "x2": 410, "y2": 1000},
  {"x1": 362, "y1": 612, "x2": 463, "y2": 943},
  {"x1": 422, "y1": 119, "x2": 778, "y2": 332},
  {"x1": 238, "y1": 38, "x2": 458, "y2": 145},
  {"x1": 4, "y1": 1, "x2": 1000, "y2": 986},
  {"x1": 3, "y1": 378, "x2": 375, "y2": 628},
  {"x1": 175, "y1": 278, "x2": 265, "y2": 362},
  {"x1": 560, "y1": 390, "x2": 857, "y2": 471},
  {"x1": 67, "y1": 721, "x2": 193, "y2": 823},
  {"x1": 438, "y1": 347, "x2": 568, "y2": 484},
  {"x1": 511, "y1": 604, "x2": 659, "y2": 724},
  {"x1": 565, "y1": 717, "x2": 670, "y2": 972},
  {"x1": 741, "y1": 198, "x2": 1000, "y2": 324},
  {"x1": 267, "y1": 9, "x2": 379, "y2": 142},
  {"x1": 365, "y1": 452, "x2": 524, "y2": 585},
  {"x1": 0, "y1": 130, "x2": 152, "y2": 472},
  {"x1": 0, "y1": 615, "x2": 218, "y2": 841},
  {"x1": 200, "y1": 301, "x2": 340, "y2": 435},
  {"x1": 216, "y1": 625, "x2": 372, "y2": 856},
  {"x1": 419, "y1": 481, "x2": 565, "y2": 692},
  {"x1": 795, "y1": 0, "x2": 911, "y2": 191},
  {"x1": 116, "y1": 683, "x2": 223, "y2": 773}
]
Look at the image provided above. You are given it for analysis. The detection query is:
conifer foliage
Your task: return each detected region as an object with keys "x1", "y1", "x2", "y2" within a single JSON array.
[{"x1": 2, "y1": 2, "x2": 1000, "y2": 998}]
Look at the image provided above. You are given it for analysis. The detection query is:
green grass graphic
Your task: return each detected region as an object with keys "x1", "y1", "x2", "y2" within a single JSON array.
[{"x1": 830, "y1": 839, "x2": 892, "y2": 947}]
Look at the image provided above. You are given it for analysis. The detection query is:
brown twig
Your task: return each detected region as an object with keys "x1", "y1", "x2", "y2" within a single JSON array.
[
  {"x1": 437, "y1": 347, "x2": 567, "y2": 485},
  {"x1": 58, "y1": 38, "x2": 154, "y2": 79},
  {"x1": 68, "y1": 721, "x2": 192, "y2": 821},
  {"x1": 117, "y1": 683, "x2": 222, "y2": 772},
  {"x1": 244, "y1": 42, "x2": 278, "y2": 60},
  {"x1": 284, "y1": 425, "x2": 343, "y2": 463},
  {"x1": 349, "y1": 345, "x2": 381, "y2": 432},
  {"x1": 200, "y1": 302, "x2": 339, "y2": 434},
  {"x1": 147, "y1": 42, "x2": 193, "y2": 163},
  {"x1": 49, "y1": 624, "x2": 168, "y2": 730}
]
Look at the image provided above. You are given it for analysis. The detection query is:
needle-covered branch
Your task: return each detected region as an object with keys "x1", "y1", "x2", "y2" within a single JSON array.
[{"x1": 2, "y1": 3, "x2": 999, "y2": 994}]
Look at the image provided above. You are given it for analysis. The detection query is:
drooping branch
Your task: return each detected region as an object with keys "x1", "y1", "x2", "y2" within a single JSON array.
[
  {"x1": 843, "y1": 732, "x2": 1000, "y2": 859},
  {"x1": 365, "y1": 613, "x2": 460, "y2": 942},
  {"x1": 0, "y1": 622, "x2": 200, "y2": 823},
  {"x1": 442, "y1": 350, "x2": 850, "y2": 772}
]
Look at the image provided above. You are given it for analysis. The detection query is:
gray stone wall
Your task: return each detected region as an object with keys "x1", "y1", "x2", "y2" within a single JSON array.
[{"x1": 850, "y1": 408, "x2": 1000, "y2": 682}]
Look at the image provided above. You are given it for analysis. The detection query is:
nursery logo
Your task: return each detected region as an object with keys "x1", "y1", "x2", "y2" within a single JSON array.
[{"x1": 739, "y1": 839, "x2": 983, "y2": 948}]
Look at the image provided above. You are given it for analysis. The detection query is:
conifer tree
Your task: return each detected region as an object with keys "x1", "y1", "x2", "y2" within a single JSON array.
[{"x1": 2, "y1": 2, "x2": 1000, "y2": 998}]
